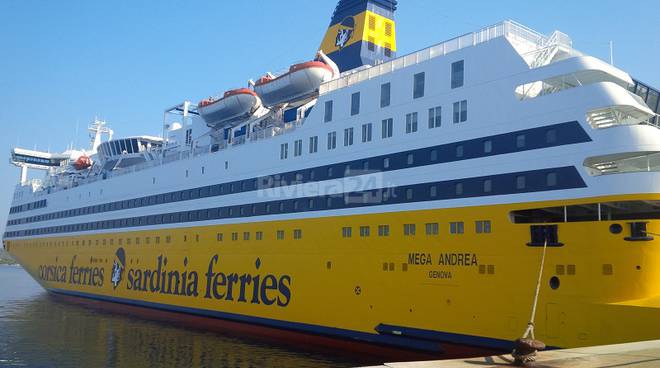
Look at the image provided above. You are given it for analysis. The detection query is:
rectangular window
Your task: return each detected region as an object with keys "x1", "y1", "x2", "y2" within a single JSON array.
[
  {"x1": 294, "y1": 139, "x2": 302, "y2": 156},
  {"x1": 243, "y1": 232, "x2": 250, "y2": 240},
  {"x1": 361, "y1": 123, "x2": 373, "y2": 143},
  {"x1": 476, "y1": 220, "x2": 492, "y2": 234},
  {"x1": 516, "y1": 134, "x2": 526, "y2": 148},
  {"x1": 351, "y1": 92, "x2": 360, "y2": 116},
  {"x1": 327, "y1": 131, "x2": 337, "y2": 150},
  {"x1": 256, "y1": 231, "x2": 263, "y2": 240},
  {"x1": 276, "y1": 230, "x2": 285, "y2": 240},
  {"x1": 483, "y1": 179, "x2": 492, "y2": 193},
  {"x1": 343, "y1": 127, "x2": 354, "y2": 146},
  {"x1": 413, "y1": 72, "x2": 425, "y2": 99},
  {"x1": 428, "y1": 106, "x2": 441, "y2": 128},
  {"x1": 381, "y1": 118, "x2": 393, "y2": 138},
  {"x1": 378, "y1": 225, "x2": 390, "y2": 236},
  {"x1": 280, "y1": 143, "x2": 288, "y2": 159},
  {"x1": 293, "y1": 229, "x2": 302, "y2": 239},
  {"x1": 404, "y1": 223, "x2": 416, "y2": 236},
  {"x1": 546, "y1": 172, "x2": 557, "y2": 187},
  {"x1": 324, "y1": 100, "x2": 333, "y2": 122},
  {"x1": 453, "y1": 100, "x2": 468, "y2": 123},
  {"x1": 216, "y1": 233, "x2": 223, "y2": 241},
  {"x1": 425, "y1": 222, "x2": 439, "y2": 235},
  {"x1": 484, "y1": 140, "x2": 492, "y2": 153},
  {"x1": 359, "y1": 226, "x2": 370, "y2": 237},
  {"x1": 451, "y1": 60, "x2": 464, "y2": 89},
  {"x1": 309, "y1": 136, "x2": 318, "y2": 153},
  {"x1": 231, "y1": 232, "x2": 238, "y2": 241},
  {"x1": 405, "y1": 112, "x2": 418, "y2": 133},
  {"x1": 450, "y1": 221, "x2": 464, "y2": 234},
  {"x1": 380, "y1": 82, "x2": 391, "y2": 107},
  {"x1": 516, "y1": 175, "x2": 526, "y2": 189},
  {"x1": 342, "y1": 226, "x2": 352, "y2": 238}
]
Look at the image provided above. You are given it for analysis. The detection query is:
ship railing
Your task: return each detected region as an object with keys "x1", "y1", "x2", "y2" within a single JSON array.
[{"x1": 320, "y1": 20, "x2": 555, "y2": 95}]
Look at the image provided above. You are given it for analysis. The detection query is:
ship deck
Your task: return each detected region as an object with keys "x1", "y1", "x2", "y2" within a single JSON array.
[{"x1": 362, "y1": 339, "x2": 660, "y2": 367}]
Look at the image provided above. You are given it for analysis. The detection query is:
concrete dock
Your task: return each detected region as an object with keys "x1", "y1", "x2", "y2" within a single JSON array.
[{"x1": 362, "y1": 340, "x2": 660, "y2": 367}]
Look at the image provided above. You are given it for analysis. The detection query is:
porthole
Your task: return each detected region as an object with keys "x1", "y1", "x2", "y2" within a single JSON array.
[
  {"x1": 549, "y1": 276, "x2": 560, "y2": 290},
  {"x1": 609, "y1": 224, "x2": 623, "y2": 234}
]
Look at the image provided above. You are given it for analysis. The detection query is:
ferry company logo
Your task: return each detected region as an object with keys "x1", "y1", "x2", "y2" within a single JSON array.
[
  {"x1": 335, "y1": 17, "x2": 355, "y2": 49},
  {"x1": 111, "y1": 247, "x2": 125, "y2": 289}
]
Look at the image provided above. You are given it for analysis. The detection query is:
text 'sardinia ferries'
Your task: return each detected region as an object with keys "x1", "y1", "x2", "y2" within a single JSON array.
[{"x1": 5, "y1": 0, "x2": 660, "y2": 357}]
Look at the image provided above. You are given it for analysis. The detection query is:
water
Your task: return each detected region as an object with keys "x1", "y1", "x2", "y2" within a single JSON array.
[{"x1": 0, "y1": 265, "x2": 378, "y2": 368}]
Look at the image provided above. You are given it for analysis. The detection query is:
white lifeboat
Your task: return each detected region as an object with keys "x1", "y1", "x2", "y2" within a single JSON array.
[
  {"x1": 198, "y1": 88, "x2": 261, "y2": 128},
  {"x1": 254, "y1": 60, "x2": 335, "y2": 107}
]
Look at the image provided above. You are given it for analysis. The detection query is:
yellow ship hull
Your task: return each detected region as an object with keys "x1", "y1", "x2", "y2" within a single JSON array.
[{"x1": 7, "y1": 194, "x2": 660, "y2": 352}]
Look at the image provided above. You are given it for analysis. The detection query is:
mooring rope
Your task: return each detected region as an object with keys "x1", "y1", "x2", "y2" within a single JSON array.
[{"x1": 511, "y1": 239, "x2": 548, "y2": 365}]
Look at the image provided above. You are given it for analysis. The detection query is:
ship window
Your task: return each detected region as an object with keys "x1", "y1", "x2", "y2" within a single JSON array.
[
  {"x1": 413, "y1": 72, "x2": 425, "y2": 99},
  {"x1": 425, "y1": 222, "x2": 439, "y2": 235},
  {"x1": 484, "y1": 140, "x2": 492, "y2": 153},
  {"x1": 293, "y1": 229, "x2": 302, "y2": 239},
  {"x1": 516, "y1": 134, "x2": 526, "y2": 148},
  {"x1": 209, "y1": 208, "x2": 219, "y2": 218},
  {"x1": 453, "y1": 100, "x2": 467, "y2": 123},
  {"x1": 210, "y1": 185, "x2": 221, "y2": 196},
  {"x1": 294, "y1": 139, "x2": 302, "y2": 156},
  {"x1": 516, "y1": 175, "x2": 526, "y2": 190},
  {"x1": 546, "y1": 129, "x2": 557, "y2": 144},
  {"x1": 256, "y1": 231, "x2": 263, "y2": 240},
  {"x1": 243, "y1": 232, "x2": 250, "y2": 240},
  {"x1": 327, "y1": 131, "x2": 337, "y2": 150},
  {"x1": 547, "y1": 172, "x2": 557, "y2": 187},
  {"x1": 406, "y1": 188, "x2": 413, "y2": 199},
  {"x1": 231, "y1": 232, "x2": 238, "y2": 241},
  {"x1": 450, "y1": 221, "x2": 464, "y2": 234},
  {"x1": 404, "y1": 223, "x2": 416, "y2": 236},
  {"x1": 351, "y1": 92, "x2": 360, "y2": 116},
  {"x1": 359, "y1": 226, "x2": 370, "y2": 237},
  {"x1": 476, "y1": 220, "x2": 491, "y2": 233},
  {"x1": 381, "y1": 118, "x2": 393, "y2": 138},
  {"x1": 181, "y1": 190, "x2": 189, "y2": 200},
  {"x1": 451, "y1": 60, "x2": 464, "y2": 89},
  {"x1": 342, "y1": 227, "x2": 352, "y2": 238},
  {"x1": 277, "y1": 230, "x2": 285, "y2": 240},
  {"x1": 483, "y1": 179, "x2": 492, "y2": 193},
  {"x1": 381, "y1": 82, "x2": 391, "y2": 107},
  {"x1": 455, "y1": 145, "x2": 464, "y2": 158},
  {"x1": 430, "y1": 149, "x2": 438, "y2": 161},
  {"x1": 362, "y1": 123, "x2": 373, "y2": 143},
  {"x1": 200, "y1": 186, "x2": 210, "y2": 197},
  {"x1": 455, "y1": 182, "x2": 463, "y2": 195},
  {"x1": 132, "y1": 139, "x2": 139, "y2": 153},
  {"x1": 344, "y1": 127, "x2": 354, "y2": 146},
  {"x1": 430, "y1": 185, "x2": 437, "y2": 197},
  {"x1": 309, "y1": 136, "x2": 318, "y2": 153},
  {"x1": 280, "y1": 143, "x2": 288, "y2": 159},
  {"x1": 406, "y1": 112, "x2": 418, "y2": 133},
  {"x1": 428, "y1": 106, "x2": 441, "y2": 128},
  {"x1": 324, "y1": 100, "x2": 333, "y2": 122}
]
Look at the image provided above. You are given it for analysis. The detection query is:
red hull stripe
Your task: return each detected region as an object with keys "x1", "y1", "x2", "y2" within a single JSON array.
[{"x1": 49, "y1": 288, "x2": 514, "y2": 353}]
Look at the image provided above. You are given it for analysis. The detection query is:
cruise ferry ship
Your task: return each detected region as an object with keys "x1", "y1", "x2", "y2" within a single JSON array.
[{"x1": 5, "y1": 0, "x2": 660, "y2": 355}]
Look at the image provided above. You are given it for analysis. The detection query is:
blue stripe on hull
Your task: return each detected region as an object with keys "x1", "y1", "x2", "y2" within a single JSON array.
[{"x1": 49, "y1": 288, "x2": 515, "y2": 353}]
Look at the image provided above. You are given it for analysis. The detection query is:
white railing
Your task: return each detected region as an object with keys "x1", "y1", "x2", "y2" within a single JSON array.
[{"x1": 320, "y1": 20, "x2": 552, "y2": 95}]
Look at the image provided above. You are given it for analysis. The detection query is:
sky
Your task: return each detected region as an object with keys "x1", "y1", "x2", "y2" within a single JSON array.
[{"x1": 0, "y1": 0, "x2": 658, "y2": 234}]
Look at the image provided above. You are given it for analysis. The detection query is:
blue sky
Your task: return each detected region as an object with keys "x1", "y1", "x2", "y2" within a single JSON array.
[{"x1": 0, "y1": 0, "x2": 658, "y2": 234}]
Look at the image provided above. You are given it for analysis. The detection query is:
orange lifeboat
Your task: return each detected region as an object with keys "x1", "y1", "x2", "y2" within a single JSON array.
[
  {"x1": 73, "y1": 155, "x2": 92, "y2": 170},
  {"x1": 254, "y1": 60, "x2": 335, "y2": 107},
  {"x1": 198, "y1": 88, "x2": 261, "y2": 128}
]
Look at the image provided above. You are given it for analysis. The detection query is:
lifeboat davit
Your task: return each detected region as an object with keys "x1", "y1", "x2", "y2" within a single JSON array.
[
  {"x1": 73, "y1": 155, "x2": 92, "y2": 170},
  {"x1": 198, "y1": 88, "x2": 261, "y2": 127},
  {"x1": 254, "y1": 60, "x2": 335, "y2": 107}
]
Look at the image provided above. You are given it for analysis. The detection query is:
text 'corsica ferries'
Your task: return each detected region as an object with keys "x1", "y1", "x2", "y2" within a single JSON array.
[{"x1": 5, "y1": 0, "x2": 660, "y2": 357}]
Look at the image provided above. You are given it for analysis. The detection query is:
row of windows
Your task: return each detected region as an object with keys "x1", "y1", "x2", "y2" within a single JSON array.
[
  {"x1": 343, "y1": 221, "x2": 491, "y2": 237},
  {"x1": 4, "y1": 166, "x2": 584, "y2": 239},
  {"x1": 8, "y1": 122, "x2": 588, "y2": 228},
  {"x1": 323, "y1": 60, "x2": 465, "y2": 123},
  {"x1": 216, "y1": 229, "x2": 302, "y2": 242},
  {"x1": 10, "y1": 199, "x2": 47, "y2": 214},
  {"x1": 284, "y1": 100, "x2": 469, "y2": 159}
]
